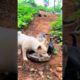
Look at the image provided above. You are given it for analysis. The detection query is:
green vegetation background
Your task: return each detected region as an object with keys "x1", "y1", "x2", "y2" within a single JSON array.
[{"x1": 18, "y1": 0, "x2": 62, "y2": 45}]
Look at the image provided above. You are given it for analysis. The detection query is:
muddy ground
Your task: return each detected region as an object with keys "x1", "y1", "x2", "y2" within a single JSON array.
[{"x1": 18, "y1": 13, "x2": 62, "y2": 80}]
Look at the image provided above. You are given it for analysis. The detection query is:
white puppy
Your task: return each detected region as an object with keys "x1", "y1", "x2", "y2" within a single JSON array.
[
  {"x1": 18, "y1": 31, "x2": 49, "y2": 61},
  {"x1": 36, "y1": 32, "x2": 48, "y2": 47}
]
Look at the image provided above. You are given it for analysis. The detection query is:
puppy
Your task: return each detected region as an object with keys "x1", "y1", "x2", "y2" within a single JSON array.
[
  {"x1": 18, "y1": 31, "x2": 49, "y2": 61},
  {"x1": 36, "y1": 32, "x2": 48, "y2": 47}
]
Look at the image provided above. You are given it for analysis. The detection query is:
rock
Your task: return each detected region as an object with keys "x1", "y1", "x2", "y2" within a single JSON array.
[
  {"x1": 56, "y1": 67, "x2": 62, "y2": 72},
  {"x1": 30, "y1": 68, "x2": 37, "y2": 73},
  {"x1": 30, "y1": 68, "x2": 35, "y2": 72},
  {"x1": 18, "y1": 66, "x2": 22, "y2": 69},
  {"x1": 44, "y1": 65, "x2": 50, "y2": 70},
  {"x1": 38, "y1": 71, "x2": 44, "y2": 78},
  {"x1": 46, "y1": 75, "x2": 52, "y2": 80},
  {"x1": 50, "y1": 68, "x2": 53, "y2": 72}
]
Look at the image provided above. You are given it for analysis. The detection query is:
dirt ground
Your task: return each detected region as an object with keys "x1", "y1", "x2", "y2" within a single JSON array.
[{"x1": 18, "y1": 13, "x2": 62, "y2": 80}]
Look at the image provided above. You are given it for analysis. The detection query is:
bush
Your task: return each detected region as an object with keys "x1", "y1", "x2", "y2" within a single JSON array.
[
  {"x1": 18, "y1": 4, "x2": 55, "y2": 29},
  {"x1": 50, "y1": 15, "x2": 62, "y2": 44},
  {"x1": 36, "y1": 6, "x2": 54, "y2": 12},
  {"x1": 18, "y1": 5, "x2": 38, "y2": 29},
  {"x1": 54, "y1": 5, "x2": 62, "y2": 13},
  {"x1": 18, "y1": 1, "x2": 62, "y2": 29}
]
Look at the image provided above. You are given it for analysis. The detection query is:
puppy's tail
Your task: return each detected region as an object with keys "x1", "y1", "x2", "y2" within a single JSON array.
[{"x1": 18, "y1": 31, "x2": 22, "y2": 35}]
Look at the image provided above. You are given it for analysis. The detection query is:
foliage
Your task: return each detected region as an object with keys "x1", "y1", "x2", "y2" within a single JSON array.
[
  {"x1": 50, "y1": 15, "x2": 62, "y2": 44},
  {"x1": 36, "y1": 6, "x2": 54, "y2": 12},
  {"x1": 18, "y1": 0, "x2": 36, "y2": 7},
  {"x1": 54, "y1": 5, "x2": 62, "y2": 13},
  {"x1": 26, "y1": 0, "x2": 37, "y2": 7},
  {"x1": 18, "y1": 5, "x2": 38, "y2": 29},
  {"x1": 36, "y1": 5, "x2": 62, "y2": 13},
  {"x1": 18, "y1": 0, "x2": 62, "y2": 29},
  {"x1": 54, "y1": 48, "x2": 58, "y2": 54},
  {"x1": 18, "y1": 5, "x2": 62, "y2": 29}
]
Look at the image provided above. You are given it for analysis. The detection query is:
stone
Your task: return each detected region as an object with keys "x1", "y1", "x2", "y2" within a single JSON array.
[
  {"x1": 44, "y1": 65, "x2": 50, "y2": 70},
  {"x1": 50, "y1": 68, "x2": 53, "y2": 72},
  {"x1": 30, "y1": 68, "x2": 37, "y2": 74},
  {"x1": 46, "y1": 75, "x2": 52, "y2": 80},
  {"x1": 18, "y1": 66, "x2": 22, "y2": 69},
  {"x1": 38, "y1": 71, "x2": 44, "y2": 78},
  {"x1": 30, "y1": 68, "x2": 35, "y2": 72},
  {"x1": 56, "y1": 67, "x2": 62, "y2": 72}
]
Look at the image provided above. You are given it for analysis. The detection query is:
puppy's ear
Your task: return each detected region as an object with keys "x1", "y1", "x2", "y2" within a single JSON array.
[
  {"x1": 41, "y1": 39, "x2": 48, "y2": 46},
  {"x1": 37, "y1": 45, "x2": 42, "y2": 50}
]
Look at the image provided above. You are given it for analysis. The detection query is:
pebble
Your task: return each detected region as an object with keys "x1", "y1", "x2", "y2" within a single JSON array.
[
  {"x1": 50, "y1": 68, "x2": 53, "y2": 72},
  {"x1": 56, "y1": 67, "x2": 62, "y2": 72},
  {"x1": 30, "y1": 68, "x2": 37, "y2": 73},
  {"x1": 44, "y1": 65, "x2": 50, "y2": 70},
  {"x1": 30, "y1": 68, "x2": 35, "y2": 71},
  {"x1": 38, "y1": 71, "x2": 44, "y2": 78},
  {"x1": 46, "y1": 75, "x2": 52, "y2": 80},
  {"x1": 18, "y1": 66, "x2": 22, "y2": 69}
]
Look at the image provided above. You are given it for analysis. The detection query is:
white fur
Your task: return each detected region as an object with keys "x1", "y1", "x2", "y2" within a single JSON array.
[
  {"x1": 18, "y1": 31, "x2": 22, "y2": 35},
  {"x1": 36, "y1": 33, "x2": 48, "y2": 47},
  {"x1": 18, "y1": 31, "x2": 49, "y2": 61}
]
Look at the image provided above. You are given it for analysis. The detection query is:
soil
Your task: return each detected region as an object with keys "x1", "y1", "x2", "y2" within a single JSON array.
[{"x1": 18, "y1": 13, "x2": 62, "y2": 80}]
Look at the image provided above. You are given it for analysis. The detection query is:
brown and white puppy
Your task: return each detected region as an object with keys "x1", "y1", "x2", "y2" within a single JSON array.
[{"x1": 18, "y1": 31, "x2": 49, "y2": 62}]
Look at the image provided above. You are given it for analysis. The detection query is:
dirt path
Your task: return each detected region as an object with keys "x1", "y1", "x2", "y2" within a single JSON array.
[
  {"x1": 23, "y1": 13, "x2": 57, "y2": 36},
  {"x1": 18, "y1": 13, "x2": 62, "y2": 80}
]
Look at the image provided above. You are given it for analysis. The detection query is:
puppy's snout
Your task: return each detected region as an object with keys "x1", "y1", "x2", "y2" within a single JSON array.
[{"x1": 44, "y1": 53, "x2": 50, "y2": 57}]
